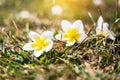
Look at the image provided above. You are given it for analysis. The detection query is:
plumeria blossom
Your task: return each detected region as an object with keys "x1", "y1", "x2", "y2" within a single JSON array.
[
  {"x1": 55, "y1": 20, "x2": 87, "y2": 46},
  {"x1": 23, "y1": 31, "x2": 53, "y2": 57},
  {"x1": 96, "y1": 16, "x2": 115, "y2": 40}
]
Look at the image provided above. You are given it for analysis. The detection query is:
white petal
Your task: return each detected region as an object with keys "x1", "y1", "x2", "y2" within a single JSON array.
[
  {"x1": 45, "y1": 40, "x2": 53, "y2": 52},
  {"x1": 55, "y1": 33, "x2": 68, "y2": 41},
  {"x1": 61, "y1": 20, "x2": 72, "y2": 32},
  {"x1": 72, "y1": 20, "x2": 84, "y2": 32},
  {"x1": 78, "y1": 32, "x2": 87, "y2": 43},
  {"x1": 96, "y1": 27, "x2": 102, "y2": 34},
  {"x1": 62, "y1": 33, "x2": 70, "y2": 41},
  {"x1": 66, "y1": 40, "x2": 75, "y2": 46},
  {"x1": 97, "y1": 16, "x2": 104, "y2": 28},
  {"x1": 29, "y1": 31, "x2": 40, "y2": 41},
  {"x1": 96, "y1": 16, "x2": 103, "y2": 34},
  {"x1": 33, "y1": 50, "x2": 44, "y2": 57},
  {"x1": 108, "y1": 31, "x2": 115, "y2": 40},
  {"x1": 41, "y1": 31, "x2": 53, "y2": 39},
  {"x1": 55, "y1": 34, "x2": 62, "y2": 40},
  {"x1": 23, "y1": 43, "x2": 34, "y2": 50},
  {"x1": 103, "y1": 22, "x2": 109, "y2": 32}
]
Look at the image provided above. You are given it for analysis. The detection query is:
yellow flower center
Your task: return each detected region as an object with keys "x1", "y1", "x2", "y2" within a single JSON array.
[
  {"x1": 32, "y1": 36, "x2": 49, "y2": 51},
  {"x1": 99, "y1": 32, "x2": 109, "y2": 36},
  {"x1": 63, "y1": 28, "x2": 80, "y2": 42}
]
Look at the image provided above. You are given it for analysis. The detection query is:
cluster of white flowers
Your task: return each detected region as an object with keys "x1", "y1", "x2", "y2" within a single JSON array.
[{"x1": 23, "y1": 16, "x2": 115, "y2": 57}]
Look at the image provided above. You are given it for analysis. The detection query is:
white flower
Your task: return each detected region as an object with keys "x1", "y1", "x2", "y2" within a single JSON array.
[
  {"x1": 96, "y1": 16, "x2": 115, "y2": 40},
  {"x1": 23, "y1": 31, "x2": 53, "y2": 57},
  {"x1": 51, "y1": 5, "x2": 62, "y2": 15},
  {"x1": 55, "y1": 20, "x2": 87, "y2": 46},
  {"x1": 16, "y1": 10, "x2": 32, "y2": 19},
  {"x1": 16, "y1": 10, "x2": 41, "y2": 26},
  {"x1": 93, "y1": 0, "x2": 102, "y2": 6}
]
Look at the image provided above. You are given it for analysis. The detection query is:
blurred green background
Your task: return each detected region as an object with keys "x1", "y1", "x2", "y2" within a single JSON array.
[{"x1": 0, "y1": 0, "x2": 119, "y2": 26}]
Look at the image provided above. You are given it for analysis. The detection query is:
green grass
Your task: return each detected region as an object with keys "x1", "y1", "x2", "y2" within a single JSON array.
[
  {"x1": 0, "y1": 0, "x2": 120, "y2": 80},
  {"x1": 0, "y1": 20, "x2": 120, "y2": 80}
]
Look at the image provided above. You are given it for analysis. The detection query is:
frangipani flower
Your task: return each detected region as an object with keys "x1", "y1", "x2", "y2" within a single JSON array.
[
  {"x1": 96, "y1": 16, "x2": 115, "y2": 40},
  {"x1": 23, "y1": 31, "x2": 53, "y2": 57},
  {"x1": 55, "y1": 20, "x2": 87, "y2": 46}
]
